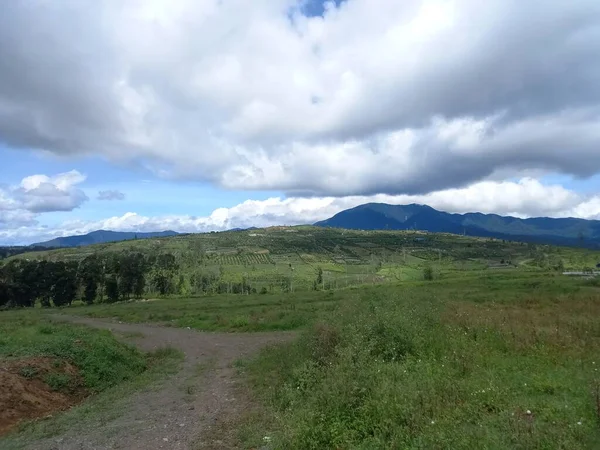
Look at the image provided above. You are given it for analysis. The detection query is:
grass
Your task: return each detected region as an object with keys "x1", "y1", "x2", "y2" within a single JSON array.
[
  {"x1": 0, "y1": 309, "x2": 148, "y2": 392},
  {"x1": 238, "y1": 273, "x2": 600, "y2": 449},
  {"x1": 64, "y1": 289, "x2": 354, "y2": 332},
  {"x1": 0, "y1": 310, "x2": 183, "y2": 449},
  {"x1": 3, "y1": 225, "x2": 600, "y2": 448}
]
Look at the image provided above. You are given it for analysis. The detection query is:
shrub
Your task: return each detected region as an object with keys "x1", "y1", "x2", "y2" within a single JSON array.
[
  {"x1": 44, "y1": 373, "x2": 72, "y2": 392},
  {"x1": 310, "y1": 323, "x2": 341, "y2": 366},
  {"x1": 423, "y1": 265, "x2": 434, "y2": 281}
]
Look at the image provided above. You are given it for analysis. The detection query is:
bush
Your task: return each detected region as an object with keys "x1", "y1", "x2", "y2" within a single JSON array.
[
  {"x1": 363, "y1": 320, "x2": 414, "y2": 362},
  {"x1": 310, "y1": 323, "x2": 340, "y2": 365},
  {"x1": 423, "y1": 265, "x2": 434, "y2": 281},
  {"x1": 44, "y1": 373, "x2": 72, "y2": 392}
]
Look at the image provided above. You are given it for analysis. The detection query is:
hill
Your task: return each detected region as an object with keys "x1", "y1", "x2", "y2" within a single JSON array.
[
  {"x1": 9, "y1": 225, "x2": 600, "y2": 297},
  {"x1": 315, "y1": 203, "x2": 600, "y2": 248},
  {"x1": 32, "y1": 230, "x2": 179, "y2": 248}
]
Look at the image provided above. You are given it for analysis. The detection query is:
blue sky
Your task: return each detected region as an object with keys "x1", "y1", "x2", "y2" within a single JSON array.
[
  {"x1": 0, "y1": 145, "x2": 277, "y2": 223},
  {"x1": 1, "y1": 0, "x2": 600, "y2": 245}
]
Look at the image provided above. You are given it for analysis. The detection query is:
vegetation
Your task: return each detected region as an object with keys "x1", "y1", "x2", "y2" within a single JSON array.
[
  {"x1": 0, "y1": 310, "x2": 183, "y2": 446},
  {"x1": 0, "y1": 310, "x2": 148, "y2": 392},
  {"x1": 3, "y1": 226, "x2": 600, "y2": 309},
  {"x1": 0, "y1": 246, "x2": 59, "y2": 260},
  {"x1": 2, "y1": 227, "x2": 600, "y2": 447},
  {"x1": 240, "y1": 273, "x2": 600, "y2": 449}
]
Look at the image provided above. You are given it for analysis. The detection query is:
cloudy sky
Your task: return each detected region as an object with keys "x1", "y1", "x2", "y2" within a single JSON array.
[{"x1": 1, "y1": 0, "x2": 600, "y2": 245}]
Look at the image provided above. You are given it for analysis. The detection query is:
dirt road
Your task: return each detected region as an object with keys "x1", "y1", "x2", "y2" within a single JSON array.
[{"x1": 31, "y1": 316, "x2": 294, "y2": 450}]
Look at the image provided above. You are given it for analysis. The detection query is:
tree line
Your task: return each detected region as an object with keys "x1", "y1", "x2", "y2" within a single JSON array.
[
  {"x1": 0, "y1": 251, "x2": 268, "y2": 309},
  {"x1": 0, "y1": 252, "x2": 172, "y2": 308}
]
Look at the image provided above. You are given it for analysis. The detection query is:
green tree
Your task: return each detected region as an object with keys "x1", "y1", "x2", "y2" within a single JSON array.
[
  {"x1": 51, "y1": 262, "x2": 78, "y2": 307},
  {"x1": 80, "y1": 255, "x2": 101, "y2": 304},
  {"x1": 105, "y1": 275, "x2": 120, "y2": 303}
]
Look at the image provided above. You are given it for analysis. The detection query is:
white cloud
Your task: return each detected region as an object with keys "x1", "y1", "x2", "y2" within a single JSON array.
[
  {"x1": 1, "y1": 1, "x2": 599, "y2": 196},
  {"x1": 3, "y1": 177, "x2": 600, "y2": 245},
  {"x1": 0, "y1": 170, "x2": 88, "y2": 225}
]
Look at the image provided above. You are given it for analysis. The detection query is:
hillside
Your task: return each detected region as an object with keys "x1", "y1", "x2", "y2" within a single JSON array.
[
  {"x1": 32, "y1": 230, "x2": 179, "y2": 248},
  {"x1": 7, "y1": 226, "x2": 600, "y2": 298},
  {"x1": 315, "y1": 203, "x2": 600, "y2": 248}
]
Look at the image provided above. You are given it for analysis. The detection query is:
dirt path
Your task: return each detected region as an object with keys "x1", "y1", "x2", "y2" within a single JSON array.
[{"x1": 31, "y1": 316, "x2": 294, "y2": 450}]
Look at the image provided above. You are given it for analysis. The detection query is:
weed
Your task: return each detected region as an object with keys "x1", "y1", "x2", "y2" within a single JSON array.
[
  {"x1": 44, "y1": 373, "x2": 72, "y2": 392},
  {"x1": 18, "y1": 366, "x2": 38, "y2": 379}
]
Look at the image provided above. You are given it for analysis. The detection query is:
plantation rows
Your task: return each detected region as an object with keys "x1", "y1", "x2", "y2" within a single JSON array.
[{"x1": 217, "y1": 253, "x2": 273, "y2": 265}]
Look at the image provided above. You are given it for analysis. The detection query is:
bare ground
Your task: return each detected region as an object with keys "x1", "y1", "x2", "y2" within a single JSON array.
[{"x1": 28, "y1": 316, "x2": 294, "y2": 450}]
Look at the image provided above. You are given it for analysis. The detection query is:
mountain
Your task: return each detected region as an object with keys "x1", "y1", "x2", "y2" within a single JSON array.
[
  {"x1": 314, "y1": 203, "x2": 600, "y2": 248},
  {"x1": 32, "y1": 230, "x2": 179, "y2": 248}
]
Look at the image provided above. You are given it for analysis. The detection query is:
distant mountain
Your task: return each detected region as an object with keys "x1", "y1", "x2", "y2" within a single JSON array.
[
  {"x1": 314, "y1": 203, "x2": 600, "y2": 248},
  {"x1": 33, "y1": 230, "x2": 179, "y2": 248}
]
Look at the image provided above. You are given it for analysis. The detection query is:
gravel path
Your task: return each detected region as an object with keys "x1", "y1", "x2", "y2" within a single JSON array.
[{"x1": 32, "y1": 316, "x2": 294, "y2": 450}]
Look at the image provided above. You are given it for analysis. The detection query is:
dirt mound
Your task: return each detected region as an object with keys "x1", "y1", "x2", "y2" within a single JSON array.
[{"x1": 0, "y1": 357, "x2": 87, "y2": 435}]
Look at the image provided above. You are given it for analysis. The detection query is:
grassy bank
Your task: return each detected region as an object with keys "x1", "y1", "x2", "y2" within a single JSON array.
[
  {"x1": 0, "y1": 310, "x2": 183, "y2": 447},
  {"x1": 0, "y1": 310, "x2": 149, "y2": 391},
  {"x1": 241, "y1": 274, "x2": 600, "y2": 449}
]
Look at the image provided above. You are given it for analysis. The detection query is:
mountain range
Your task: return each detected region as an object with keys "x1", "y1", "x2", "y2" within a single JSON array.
[
  {"x1": 27, "y1": 204, "x2": 600, "y2": 249},
  {"x1": 314, "y1": 203, "x2": 600, "y2": 248},
  {"x1": 33, "y1": 230, "x2": 179, "y2": 248}
]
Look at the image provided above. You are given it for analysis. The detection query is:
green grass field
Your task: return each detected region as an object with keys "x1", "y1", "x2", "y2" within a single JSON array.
[
  {"x1": 3, "y1": 228, "x2": 600, "y2": 448},
  {"x1": 237, "y1": 273, "x2": 600, "y2": 449},
  {"x1": 57, "y1": 271, "x2": 600, "y2": 448}
]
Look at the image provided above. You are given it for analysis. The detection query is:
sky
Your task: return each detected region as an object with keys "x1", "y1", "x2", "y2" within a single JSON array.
[{"x1": 1, "y1": 0, "x2": 600, "y2": 245}]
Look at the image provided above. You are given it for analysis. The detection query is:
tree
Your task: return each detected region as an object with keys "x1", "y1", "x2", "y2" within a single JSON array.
[
  {"x1": 80, "y1": 255, "x2": 100, "y2": 305},
  {"x1": 118, "y1": 252, "x2": 147, "y2": 299},
  {"x1": 2, "y1": 260, "x2": 39, "y2": 307},
  {"x1": 152, "y1": 272, "x2": 172, "y2": 295},
  {"x1": 0, "y1": 281, "x2": 9, "y2": 308},
  {"x1": 51, "y1": 261, "x2": 78, "y2": 307},
  {"x1": 35, "y1": 260, "x2": 54, "y2": 307},
  {"x1": 105, "y1": 275, "x2": 120, "y2": 303}
]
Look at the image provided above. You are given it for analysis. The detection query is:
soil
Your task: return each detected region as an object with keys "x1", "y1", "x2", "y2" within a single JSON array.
[
  {"x1": 25, "y1": 316, "x2": 295, "y2": 450},
  {"x1": 0, "y1": 357, "x2": 87, "y2": 435}
]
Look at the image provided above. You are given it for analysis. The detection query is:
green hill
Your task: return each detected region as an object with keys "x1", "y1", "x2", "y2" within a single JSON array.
[{"x1": 5, "y1": 226, "x2": 600, "y2": 302}]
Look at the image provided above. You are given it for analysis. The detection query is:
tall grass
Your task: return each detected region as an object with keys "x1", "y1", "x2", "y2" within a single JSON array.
[{"x1": 243, "y1": 277, "x2": 600, "y2": 449}]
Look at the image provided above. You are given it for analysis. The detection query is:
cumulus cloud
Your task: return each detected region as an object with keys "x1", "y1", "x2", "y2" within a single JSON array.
[
  {"x1": 3, "y1": 177, "x2": 600, "y2": 245},
  {"x1": 97, "y1": 190, "x2": 125, "y2": 201},
  {"x1": 1, "y1": 1, "x2": 599, "y2": 196},
  {"x1": 0, "y1": 170, "x2": 88, "y2": 226}
]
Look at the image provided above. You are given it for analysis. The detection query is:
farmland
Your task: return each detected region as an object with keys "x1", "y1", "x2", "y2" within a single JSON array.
[
  {"x1": 2, "y1": 228, "x2": 600, "y2": 448},
  {"x1": 5, "y1": 226, "x2": 600, "y2": 298}
]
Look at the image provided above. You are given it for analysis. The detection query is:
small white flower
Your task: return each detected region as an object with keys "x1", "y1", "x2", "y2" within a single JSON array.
[
  {"x1": 526, "y1": 410, "x2": 531, "y2": 415},
  {"x1": 577, "y1": 421, "x2": 582, "y2": 425},
  {"x1": 263, "y1": 436, "x2": 272, "y2": 442},
  {"x1": 431, "y1": 421, "x2": 435, "y2": 424}
]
